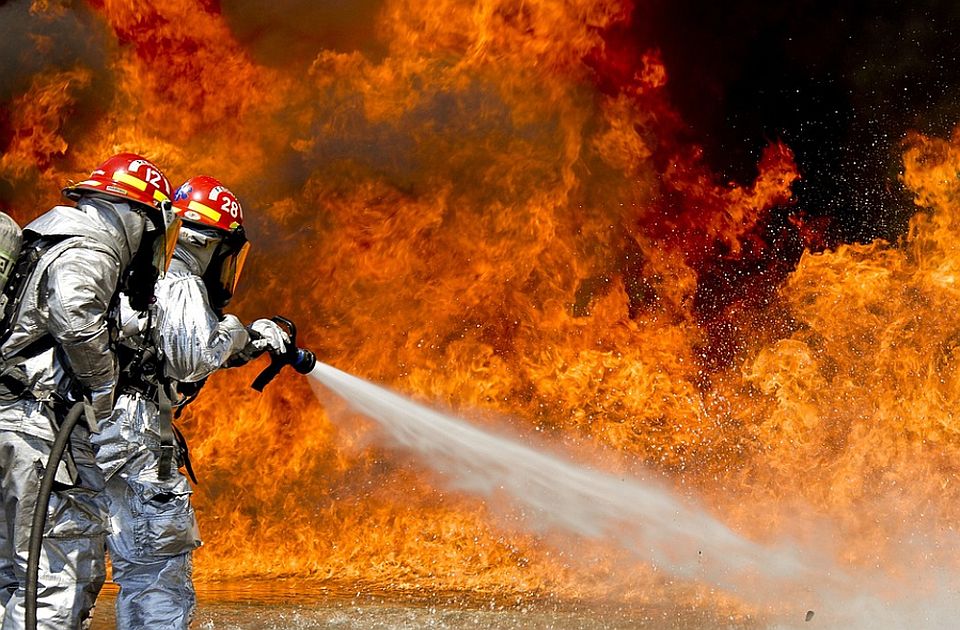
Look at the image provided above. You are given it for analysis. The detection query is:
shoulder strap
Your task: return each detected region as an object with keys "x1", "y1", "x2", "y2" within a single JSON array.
[{"x1": 0, "y1": 234, "x2": 70, "y2": 352}]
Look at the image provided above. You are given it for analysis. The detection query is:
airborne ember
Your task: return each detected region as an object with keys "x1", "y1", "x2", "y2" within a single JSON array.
[{"x1": 3, "y1": 0, "x2": 960, "y2": 627}]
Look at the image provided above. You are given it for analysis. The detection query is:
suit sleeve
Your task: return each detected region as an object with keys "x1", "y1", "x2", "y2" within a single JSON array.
[
  {"x1": 45, "y1": 247, "x2": 121, "y2": 420},
  {"x1": 155, "y1": 275, "x2": 250, "y2": 383}
]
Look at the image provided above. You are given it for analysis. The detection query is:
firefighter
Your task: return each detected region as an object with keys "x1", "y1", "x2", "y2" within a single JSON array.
[
  {"x1": 92, "y1": 175, "x2": 287, "y2": 629},
  {"x1": 0, "y1": 153, "x2": 180, "y2": 629}
]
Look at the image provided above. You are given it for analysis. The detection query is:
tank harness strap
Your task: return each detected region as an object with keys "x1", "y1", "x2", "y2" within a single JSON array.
[
  {"x1": 0, "y1": 235, "x2": 105, "y2": 436},
  {"x1": 157, "y1": 379, "x2": 176, "y2": 481},
  {"x1": 172, "y1": 423, "x2": 198, "y2": 485},
  {"x1": 0, "y1": 334, "x2": 57, "y2": 395},
  {"x1": 131, "y1": 306, "x2": 177, "y2": 482},
  {"x1": 0, "y1": 335, "x2": 87, "y2": 485},
  {"x1": 0, "y1": 234, "x2": 69, "y2": 388},
  {"x1": 0, "y1": 234, "x2": 68, "y2": 350}
]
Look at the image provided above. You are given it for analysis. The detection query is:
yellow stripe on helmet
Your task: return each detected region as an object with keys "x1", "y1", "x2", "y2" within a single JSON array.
[
  {"x1": 115, "y1": 172, "x2": 148, "y2": 191},
  {"x1": 153, "y1": 189, "x2": 170, "y2": 203},
  {"x1": 187, "y1": 200, "x2": 222, "y2": 222}
]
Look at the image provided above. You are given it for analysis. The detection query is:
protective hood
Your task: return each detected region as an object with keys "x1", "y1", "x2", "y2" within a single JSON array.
[
  {"x1": 25, "y1": 196, "x2": 146, "y2": 270},
  {"x1": 172, "y1": 224, "x2": 248, "y2": 311},
  {"x1": 172, "y1": 225, "x2": 218, "y2": 276}
]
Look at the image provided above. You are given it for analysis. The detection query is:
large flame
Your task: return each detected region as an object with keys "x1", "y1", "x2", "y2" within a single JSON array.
[{"x1": 2, "y1": 0, "x2": 957, "y2": 616}]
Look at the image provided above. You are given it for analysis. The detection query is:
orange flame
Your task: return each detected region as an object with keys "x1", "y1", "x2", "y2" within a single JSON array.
[{"x1": 3, "y1": 0, "x2": 958, "y2": 615}]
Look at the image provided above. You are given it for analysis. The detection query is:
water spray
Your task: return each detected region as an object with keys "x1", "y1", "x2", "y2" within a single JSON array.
[
  {"x1": 306, "y1": 364, "x2": 960, "y2": 628},
  {"x1": 306, "y1": 362, "x2": 831, "y2": 605}
]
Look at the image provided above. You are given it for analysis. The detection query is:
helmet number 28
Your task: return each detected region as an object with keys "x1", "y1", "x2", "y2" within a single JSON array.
[{"x1": 221, "y1": 197, "x2": 240, "y2": 218}]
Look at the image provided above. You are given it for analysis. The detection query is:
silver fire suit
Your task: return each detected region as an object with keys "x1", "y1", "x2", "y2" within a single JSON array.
[
  {"x1": 92, "y1": 238, "x2": 252, "y2": 630},
  {"x1": 0, "y1": 199, "x2": 149, "y2": 630}
]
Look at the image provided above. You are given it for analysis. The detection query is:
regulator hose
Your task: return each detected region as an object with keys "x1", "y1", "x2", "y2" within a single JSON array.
[{"x1": 25, "y1": 401, "x2": 85, "y2": 630}]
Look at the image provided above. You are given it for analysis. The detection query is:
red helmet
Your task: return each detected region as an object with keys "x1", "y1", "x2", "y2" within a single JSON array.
[
  {"x1": 64, "y1": 153, "x2": 181, "y2": 282},
  {"x1": 172, "y1": 175, "x2": 250, "y2": 308},
  {"x1": 171, "y1": 175, "x2": 243, "y2": 232},
  {"x1": 63, "y1": 152, "x2": 173, "y2": 208}
]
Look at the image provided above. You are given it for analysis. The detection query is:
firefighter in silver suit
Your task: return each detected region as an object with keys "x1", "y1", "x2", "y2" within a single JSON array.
[
  {"x1": 0, "y1": 153, "x2": 181, "y2": 630},
  {"x1": 92, "y1": 175, "x2": 287, "y2": 629}
]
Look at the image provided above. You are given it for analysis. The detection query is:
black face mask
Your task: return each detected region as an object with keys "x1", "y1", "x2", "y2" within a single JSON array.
[
  {"x1": 123, "y1": 213, "x2": 166, "y2": 312},
  {"x1": 123, "y1": 238, "x2": 159, "y2": 311}
]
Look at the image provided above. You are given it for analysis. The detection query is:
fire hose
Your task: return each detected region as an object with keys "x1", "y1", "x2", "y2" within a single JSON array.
[
  {"x1": 25, "y1": 316, "x2": 315, "y2": 629},
  {"x1": 25, "y1": 400, "x2": 85, "y2": 630}
]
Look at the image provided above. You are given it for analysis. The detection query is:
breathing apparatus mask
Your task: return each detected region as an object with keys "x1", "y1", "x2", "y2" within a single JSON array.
[
  {"x1": 179, "y1": 223, "x2": 250, "y2": 313},
  {"x1": 124, "y1": 200, "x2": 182, "y2": 312}
]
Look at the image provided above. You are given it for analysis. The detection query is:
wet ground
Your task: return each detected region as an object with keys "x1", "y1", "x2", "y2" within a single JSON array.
[{"x1": 88, "y1": 583, "x2": 760, "y2": 629}]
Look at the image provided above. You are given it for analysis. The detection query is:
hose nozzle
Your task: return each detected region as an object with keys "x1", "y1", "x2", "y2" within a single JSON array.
[
  {"x1": 289, "y1": 347, "x2": 316, "y2": 375},
  {"x1": 251, "y1": 316, "x2": 316, "y2": 391}
]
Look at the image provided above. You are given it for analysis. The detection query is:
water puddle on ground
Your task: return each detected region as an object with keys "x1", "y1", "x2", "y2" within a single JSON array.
[{"x1": 89, "y1": 582, "x2": 760, "y2": 629}]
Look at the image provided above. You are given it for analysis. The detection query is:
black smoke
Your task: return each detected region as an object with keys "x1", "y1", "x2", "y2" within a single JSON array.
[{"x1": 635, "y1": 0, "x2": 960, "y2": 244}]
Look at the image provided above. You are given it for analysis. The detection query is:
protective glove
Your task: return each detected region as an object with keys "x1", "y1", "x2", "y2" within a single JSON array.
[{"x1": 246, "y1": 318, "x2": 290, "y2": 355}]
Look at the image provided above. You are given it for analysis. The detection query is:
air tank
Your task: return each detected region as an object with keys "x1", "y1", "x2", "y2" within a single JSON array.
[{"x1": 0, "y1": 211, "x2": 23, "y2": 318}]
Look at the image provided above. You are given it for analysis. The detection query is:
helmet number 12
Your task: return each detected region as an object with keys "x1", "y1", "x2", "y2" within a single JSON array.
[{"x1": 144, "y1": 168, "x2": 163, "y2": 187}]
